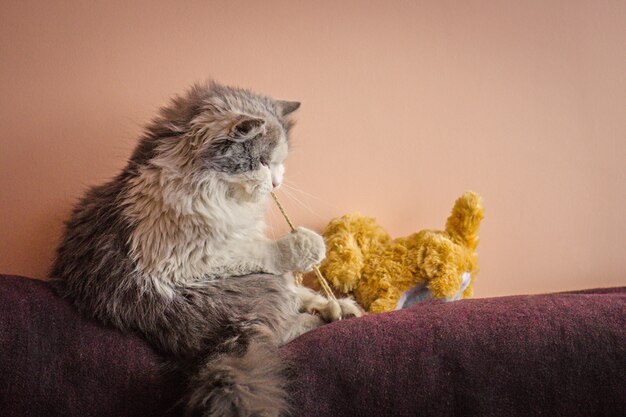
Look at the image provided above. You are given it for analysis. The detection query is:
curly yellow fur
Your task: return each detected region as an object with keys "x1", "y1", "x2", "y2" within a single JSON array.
[{"x1": 319, "y1": 191, "x2": 484, "y2": 313}]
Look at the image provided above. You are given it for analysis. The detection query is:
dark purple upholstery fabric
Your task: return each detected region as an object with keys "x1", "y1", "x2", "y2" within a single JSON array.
[
  {"x1": 0, "y1": 275, "x2": 184, "y2": 417},
  {"x1": 1, "y1": 274, "x2": 624, "y2": 417},
  {"x1": 285, "y1": 288, "x2": 626, "y2": 417}
]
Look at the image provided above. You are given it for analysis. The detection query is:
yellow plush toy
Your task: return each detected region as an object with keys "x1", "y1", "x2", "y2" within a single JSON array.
[{"x1": 319, "y1": 191, "x2": 484, "y2": 313}]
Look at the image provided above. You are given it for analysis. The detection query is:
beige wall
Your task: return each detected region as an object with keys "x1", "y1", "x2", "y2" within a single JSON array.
[{"x1": 1, "y1": 0, "x2": 624, "y2": 296}]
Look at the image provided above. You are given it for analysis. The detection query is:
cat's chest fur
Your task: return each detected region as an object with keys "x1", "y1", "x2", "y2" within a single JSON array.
[
  {"x1": 130, "y1": 208, "x2": 265, "y2": 282},
  {"x1": 123, "y1": 169, "x2": 267, "y2": 283}
]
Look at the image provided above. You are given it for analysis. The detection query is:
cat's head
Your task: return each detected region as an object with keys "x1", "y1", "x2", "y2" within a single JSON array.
[{"x1": 130, "y1": 81, "x2": 300, "y2": 203}]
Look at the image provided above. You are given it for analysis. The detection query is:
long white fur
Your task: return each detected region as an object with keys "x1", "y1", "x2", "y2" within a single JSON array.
[{"x1": 122, "y1": 116, "x2": 324, "y2": 302}]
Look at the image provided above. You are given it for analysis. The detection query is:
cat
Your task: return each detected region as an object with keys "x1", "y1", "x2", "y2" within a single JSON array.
[{"x1": 50, "y1": 81, "x2": 361, "y2": 417}]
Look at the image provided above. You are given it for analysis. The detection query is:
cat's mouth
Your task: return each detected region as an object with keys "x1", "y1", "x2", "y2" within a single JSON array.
[
  {"x1": 231, "y1": 179, "x2": 272, "y2": 201},
  {"x1": 250, "y1": 183, "x2": 271, "y2": 195}
]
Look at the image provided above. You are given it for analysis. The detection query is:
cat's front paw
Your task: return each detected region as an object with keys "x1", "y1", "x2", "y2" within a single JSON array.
[
  {"x1": 309, "y1": 297, "x2": 364, "y2": 322},
  {"x1": 336, "y1": 297, "x2": 364, "y2": 319},
  {"x1": 278, "y1": 227, "x2": 326, "y2": 272}
]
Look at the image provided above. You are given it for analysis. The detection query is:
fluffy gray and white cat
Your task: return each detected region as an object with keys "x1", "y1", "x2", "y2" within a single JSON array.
[{"x1": 50, "y1": 81, "x2": 361, "y2": 417}]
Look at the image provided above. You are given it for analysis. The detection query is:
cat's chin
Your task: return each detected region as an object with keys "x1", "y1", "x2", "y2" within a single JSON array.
[{"x1": 227, "y1": 181, "x2": 272, "y2": 203}]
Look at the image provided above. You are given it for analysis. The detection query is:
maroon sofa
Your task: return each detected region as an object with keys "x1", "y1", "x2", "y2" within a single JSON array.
[{"x1": 1, "y1": 274, "x2": 624, "y2": 416}]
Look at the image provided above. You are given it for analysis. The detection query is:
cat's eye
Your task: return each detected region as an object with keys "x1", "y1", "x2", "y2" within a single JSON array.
[{"x1": 260, "y1": 157, "x2": 269, "y2": 167}]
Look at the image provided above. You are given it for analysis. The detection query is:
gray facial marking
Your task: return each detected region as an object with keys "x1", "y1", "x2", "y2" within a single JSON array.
[{"x1": 204, "y1": 133, "x2": 278, "y2": 174}]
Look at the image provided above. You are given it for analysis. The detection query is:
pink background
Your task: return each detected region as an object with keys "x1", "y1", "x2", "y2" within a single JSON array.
[{"x1": 1, "y1": 1, "x2": 624, "y2": 296}]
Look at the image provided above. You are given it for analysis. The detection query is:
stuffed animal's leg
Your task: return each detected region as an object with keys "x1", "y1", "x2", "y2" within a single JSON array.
[{"x1": 368, "y1": 287, "x2": 403, "y2": 313}]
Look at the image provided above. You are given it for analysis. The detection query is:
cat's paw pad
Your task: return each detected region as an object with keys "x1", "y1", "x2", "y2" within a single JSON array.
[{"x1": 279, "y1": 227, "x2": 326, "y2": 272}]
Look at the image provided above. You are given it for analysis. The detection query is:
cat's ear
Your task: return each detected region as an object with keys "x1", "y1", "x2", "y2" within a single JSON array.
[
  {"x1": 229, "y1": 116, "x2": 265, "y2": 140},
  {"x1": 277, "y1": 100, "x2": 301, "y2": 117}
]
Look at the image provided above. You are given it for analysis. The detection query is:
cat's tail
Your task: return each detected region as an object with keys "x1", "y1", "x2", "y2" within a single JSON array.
[
  {"x1": 186, "y1": 334, "x2": 288, "y2": 417},
  {"x1": 445, "y1": 191, "x2": 484, "y2": 251}
]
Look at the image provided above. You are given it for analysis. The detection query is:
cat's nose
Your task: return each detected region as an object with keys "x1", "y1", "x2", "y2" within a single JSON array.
[{"x1": 272, "y1": 181, "x2": 280, "y2": 189}]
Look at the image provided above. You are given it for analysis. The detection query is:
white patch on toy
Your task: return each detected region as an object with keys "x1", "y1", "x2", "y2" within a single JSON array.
[
  {"x1": 447, "y1": 272, "x2": 471, "y2": 301},
  {"x1": 395, "y1": 282, "x2": 431, "y2": 310},
  {"x1": 395, "y1": 272, "x2": 471, "y2": 309}
]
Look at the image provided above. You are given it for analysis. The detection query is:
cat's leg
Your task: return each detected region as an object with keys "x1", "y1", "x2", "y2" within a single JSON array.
[
  {"x1": 206, "y1": 227, "x2": 326, "y2": 278},
  {"x1": 280, "y1": 312, "x2": 325, "y2": 344},
  {"x1": 294, "y1": 285, "x2": 363, "y2": 322}
]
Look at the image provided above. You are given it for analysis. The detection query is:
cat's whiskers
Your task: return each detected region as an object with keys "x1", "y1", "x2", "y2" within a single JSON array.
[
  {"x1": 277, "y1": 186, "x2": 323, "y2": 220},
  {"x1": 282, "y1": 181, "x2": 342, "y2": 212}
]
